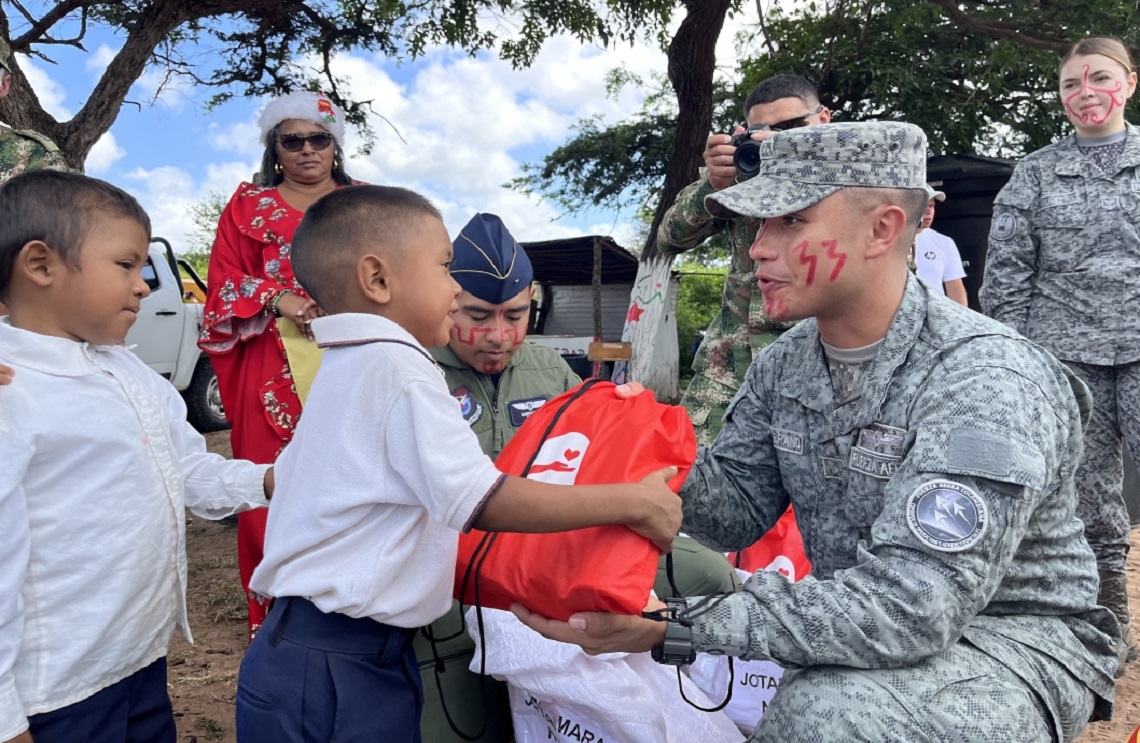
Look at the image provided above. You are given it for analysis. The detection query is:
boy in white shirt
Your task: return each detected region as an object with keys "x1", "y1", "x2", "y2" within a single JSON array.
[
  {"x1": 236, "y1": 185, "x2": 682, "y2": 742},
  {"x1": 914, "y1": 186, "x2": 968, "y2": 305},
  {"x1": 0, "y1": 171, "x2": 273, "y2": 743}
]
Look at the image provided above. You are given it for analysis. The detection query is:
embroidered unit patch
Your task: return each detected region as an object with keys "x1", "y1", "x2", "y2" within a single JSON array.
[{"x1": 906, "y1": 479, "x2": 988, "y2": 552}]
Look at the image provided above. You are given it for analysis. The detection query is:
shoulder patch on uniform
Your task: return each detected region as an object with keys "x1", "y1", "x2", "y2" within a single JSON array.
[
  {"x1": 989, "y1": 212, "x2": 1017, "y2": 242},
  {"x1": 906, "y1": 479, "x2": 988, "y2": 552},
  {"x1": 450, "y1": 385, "x2": 483, "y2": 425}
]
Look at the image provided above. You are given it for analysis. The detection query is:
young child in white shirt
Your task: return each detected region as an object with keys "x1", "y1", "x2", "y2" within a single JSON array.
[
  {"x1": 235, "y1": 185, "x2": 682, "y2": 742},
  {"x1": 0, "y1": 171, "x2": 273, "y2": 743}
]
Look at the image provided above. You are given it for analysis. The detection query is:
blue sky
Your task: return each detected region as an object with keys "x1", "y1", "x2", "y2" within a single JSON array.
[{"x1": 13, "y1": 13, "x2": 751, "y2": 255}]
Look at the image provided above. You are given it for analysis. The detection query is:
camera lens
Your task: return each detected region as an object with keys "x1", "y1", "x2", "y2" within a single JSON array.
[{"x1": 733, "y1": 141, "x2": 763, "y2": 179}]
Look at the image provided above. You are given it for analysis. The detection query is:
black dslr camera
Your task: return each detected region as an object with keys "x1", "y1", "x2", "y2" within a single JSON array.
[{"x1": 730, "y1": 124, "x2": 771, "y2": 179}]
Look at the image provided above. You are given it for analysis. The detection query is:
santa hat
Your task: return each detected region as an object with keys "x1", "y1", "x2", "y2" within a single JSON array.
[{"x1": 258, "y1": 91, "x2": 346, "y2": 146}]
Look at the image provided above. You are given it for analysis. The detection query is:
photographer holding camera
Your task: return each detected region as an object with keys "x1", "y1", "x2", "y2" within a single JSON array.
[{"x1": 658, "y1": 74, "x2": 830, "y2": 445}]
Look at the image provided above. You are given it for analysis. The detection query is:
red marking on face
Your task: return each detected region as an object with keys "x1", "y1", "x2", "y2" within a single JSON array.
[
  {"x1": 1064, "y1": 64, "x2": 1127, "y2": 126},
  {"x1": 823, "y1": 240, "x2": 848, "y2": 281},
  {"x1": 763, "y1": 295, "x2": 788, "y2": 320},
  {"x1": 451, "y1": 326, "x2": 495, "y2": 346},
  {"x1": 793, "y1": 240, "x2": 817, "y2": 286}
]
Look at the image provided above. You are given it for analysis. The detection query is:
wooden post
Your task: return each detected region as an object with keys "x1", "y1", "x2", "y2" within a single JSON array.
[{"x1": 591, "y1": 236, "x2": 603, "y2": 378}]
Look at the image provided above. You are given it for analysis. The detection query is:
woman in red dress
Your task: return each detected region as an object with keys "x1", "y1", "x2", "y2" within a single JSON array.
[{"x1": 199, "y1": 91, "x2": 357, "y2": 640}]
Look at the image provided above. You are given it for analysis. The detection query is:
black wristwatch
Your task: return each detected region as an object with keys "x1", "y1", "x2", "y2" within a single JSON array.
[{"x1": 650, "y1": 598, "x2": 696, "y2": 666}]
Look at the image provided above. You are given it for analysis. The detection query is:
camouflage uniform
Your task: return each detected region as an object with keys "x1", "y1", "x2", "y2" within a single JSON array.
[
  {"x1": 980, "y1": 127, "x2": 1140, "y2": 579},
  {"x1": 0, "y1": 125, "x2": 68, "y2": 181},
  {"x1": 657, "y1": 170, "x2": 792, "y2": 446},
  {"x1": 680, "y1": 275, "x2": 1117, "y2": 741}
]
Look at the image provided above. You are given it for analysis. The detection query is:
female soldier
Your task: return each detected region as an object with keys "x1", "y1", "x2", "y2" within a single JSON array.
[{"x1": 981, "y1": 37, "x2": 1139, "y2": 674}]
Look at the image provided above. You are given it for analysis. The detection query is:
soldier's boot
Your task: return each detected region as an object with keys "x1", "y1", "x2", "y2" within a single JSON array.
[{"x1": 1098, "y1": 570, "x2": 1138, "y2": 677}]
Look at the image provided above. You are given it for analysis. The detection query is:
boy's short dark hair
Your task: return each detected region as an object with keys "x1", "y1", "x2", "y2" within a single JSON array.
[
  {"x1": 0, "y1": 170, "x2": 152, "y2": 301},
  {"x1": 291, "y1": 185, "x2": 443, "y2": 311},
  {"x1": 743, "y1": 74, "x2": 821, "y2": 118}
]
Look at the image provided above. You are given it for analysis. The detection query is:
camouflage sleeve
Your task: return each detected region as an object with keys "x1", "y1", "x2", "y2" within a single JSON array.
[
  {"x1": 679, "y1": 360, "x2": 790, "y2": 551},
  {"x1": 979, "y1": 163, "x2": 1039, "y2": 332},
  {"x1": 686, "y1": 357, "x2": 1070, "y2": 670},
  {"x1": 656, "y1": 169, "x2": 727, "y2": 257}
]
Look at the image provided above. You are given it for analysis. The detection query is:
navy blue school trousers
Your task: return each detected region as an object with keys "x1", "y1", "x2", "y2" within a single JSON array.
[
  {"x1": 236, "y1": 596, "x2": 423, "y2": 742},
  {"x1": 27, "y1": 657, "x2": 176, "y2": 743}
]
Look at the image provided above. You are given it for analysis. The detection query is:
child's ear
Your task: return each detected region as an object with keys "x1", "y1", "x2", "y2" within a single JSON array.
[
  {"x1": 17, "y1": 241, "x2": 62, "y2": 288},
  {"x1": 357, "y1": 253, "x2": 392, "y2": 305}
]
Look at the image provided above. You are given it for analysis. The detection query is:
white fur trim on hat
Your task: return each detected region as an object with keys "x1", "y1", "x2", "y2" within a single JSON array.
[{"x1": 258, "y1": 91, "x2": 346, "y2": 146}]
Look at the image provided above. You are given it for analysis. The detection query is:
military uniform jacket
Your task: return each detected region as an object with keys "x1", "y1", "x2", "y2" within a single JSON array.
[
  {"x1": 981, "y1": 123, "x2": 1140, "y2": 366},
  {"x1": 657, "y1": 170, "x2": 792, "y2": 389},
  {"x1": 680, "y1": 276, "x2": 1117, "y2": 727},
  {"x1": 0, "y1": 124, "x2": 68, "y2": 181},
  {"x1": 431, "y1": 343, "x2": 579, "y2": 459}
]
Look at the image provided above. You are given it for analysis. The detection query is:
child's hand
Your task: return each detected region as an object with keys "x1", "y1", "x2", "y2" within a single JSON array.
[
  {"x1": 0, "y1": 364, "x2": 12, "y2": 386},
  {"x1": 3, "y1": 730, "x2": 33, "y2": 743},
  {"x1": 263, "y1": 467, "x2": 275, "y2": 501},
  {"x1": 630, "y1": 466, "x2": 682, "y2": 552}
]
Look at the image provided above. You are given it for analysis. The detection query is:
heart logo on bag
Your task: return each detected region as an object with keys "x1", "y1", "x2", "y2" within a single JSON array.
[{"x1": 527, "y1": 433, "x2": 591, "y2": 485}]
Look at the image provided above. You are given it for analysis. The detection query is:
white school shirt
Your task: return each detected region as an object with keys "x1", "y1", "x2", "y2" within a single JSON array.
[
  {"x1": 250, "y1": 313, "x2": 504, "y2": 628},
  {"x1": 915, "y1": 228, "x2": 966, "y2": 297},
  {"x1": 0, "y1": 319, "x2": 268, "y2": 740}
]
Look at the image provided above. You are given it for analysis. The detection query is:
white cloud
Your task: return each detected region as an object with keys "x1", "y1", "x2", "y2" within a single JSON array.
[
  {"x1": 18, "y1": 57, "x2": 71, "y2": 119},
  {"x1": 124, "y1": 16, "x2": 754, "y2": 252},
  {"x1": 85, "y1": 132, "x2": 125, "y2": 174},
  {"x1": 85, "y1": 45, "x2": 119, "y2": 77}
]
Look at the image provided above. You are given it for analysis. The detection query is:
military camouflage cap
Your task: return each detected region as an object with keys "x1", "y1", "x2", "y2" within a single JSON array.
[
  {"x1": 0, "y1": 37, "x2": 10, "y2": 74},
  {"x1": 705, "y1": 121, "x2": 928, "y2": 219}
]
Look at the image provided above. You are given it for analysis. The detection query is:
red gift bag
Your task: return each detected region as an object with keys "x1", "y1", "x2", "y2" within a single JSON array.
[
  {"x1": 728, "y1": 506, "x2": 812, "y2": 582},
  {"x1": 455, "y1": 379, "x2": 696, "y2": 621}
]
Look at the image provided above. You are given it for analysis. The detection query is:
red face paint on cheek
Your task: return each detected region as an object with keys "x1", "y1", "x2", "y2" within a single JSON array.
[
  {"x1": 822, "y1": 240, "x2": 848, "y2": 281},
  {"x1": 763, "y1": 295, "x2": 788, "y2": 319},
  {"x1": 792, "y1": 240, "x2": 817, "y2": 286},
  {"x1": 451, "y1": 325, "x2": 494, "y2": 346}
]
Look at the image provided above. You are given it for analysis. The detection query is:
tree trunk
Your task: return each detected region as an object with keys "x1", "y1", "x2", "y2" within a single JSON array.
[{"x1": 618, "y1": 0, "x2": 732, "y2": 393}]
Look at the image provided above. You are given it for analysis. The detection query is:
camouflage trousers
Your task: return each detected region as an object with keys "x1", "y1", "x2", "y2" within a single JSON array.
[
  {"x1": 1065, "y1": 362, "x2": 1139, "y2": 575},
  {"x1": 682, "y1": 330, "x2": 784, "y2": 447},
  {"x1": 752, "y1": 640, "x2": 1093, "y2": 743}
]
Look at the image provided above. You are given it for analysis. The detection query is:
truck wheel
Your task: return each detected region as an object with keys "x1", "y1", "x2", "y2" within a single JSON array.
[{"x1": 184, "y1": 356, "x2": 229, "y2": 433}]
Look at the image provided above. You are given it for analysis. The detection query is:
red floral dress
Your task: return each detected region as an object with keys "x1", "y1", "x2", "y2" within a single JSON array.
[{"x1": 199, "y1": 182, "x2": 308, "y2": 640}]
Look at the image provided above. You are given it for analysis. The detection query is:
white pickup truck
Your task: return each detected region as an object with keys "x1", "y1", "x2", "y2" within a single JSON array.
[{"x1": 125, "y1": 239, "x2": 228, "y2": 432}]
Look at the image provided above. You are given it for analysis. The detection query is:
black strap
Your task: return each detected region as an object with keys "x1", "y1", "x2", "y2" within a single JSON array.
[{"x1": 426, "y1": 378, "x2": 606, "y2": 740}]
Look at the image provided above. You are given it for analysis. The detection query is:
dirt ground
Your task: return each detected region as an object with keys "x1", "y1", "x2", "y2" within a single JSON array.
[{"x1": 172, "y1": 431, "x2": 1140, "y2": 742}]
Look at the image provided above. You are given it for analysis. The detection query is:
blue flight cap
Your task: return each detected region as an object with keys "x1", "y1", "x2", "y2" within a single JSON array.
[{"x1": 451, "y1": 213, "x2": 533, "y2": 303}]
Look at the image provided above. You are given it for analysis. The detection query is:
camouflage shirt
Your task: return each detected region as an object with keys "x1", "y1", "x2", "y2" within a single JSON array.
[
  {"x1": 657, "y1": 169, "x2": 793, "y2": 390},
  {"x1": 680, "y1": 275, "x2": 1117, "y2": 719},
  {"x1": 0, "y1": 124, "x2": 69, "y2": 181},
  {"x1": 981, "y1": 123, "x2": 1140, "y2": 366}
]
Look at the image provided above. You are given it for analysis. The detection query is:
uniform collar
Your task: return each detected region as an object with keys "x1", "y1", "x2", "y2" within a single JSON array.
[
  {"x1": 1053, "y1": 122, "x2": 1140, "y2": 176},
  {"x1": 0, "y1": 318, "x2": 117, "y2": 377},
  {"x1": 776, "y1": 274, "x2": 927, "y2": 436}
]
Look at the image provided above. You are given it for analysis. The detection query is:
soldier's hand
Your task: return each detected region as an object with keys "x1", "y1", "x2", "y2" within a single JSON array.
[
  {"x1": 704, "y1": 129, "x2": 743, "y2": 192},
  {"x1": 613, "y1": 382, "x2": 650, "y2": 400},
  {"x1": 629, "y1": 466, "x2": 682, "y2": 552},
  {"x1": 511, "y1": 601, "x2": 668, "y2": 655}
]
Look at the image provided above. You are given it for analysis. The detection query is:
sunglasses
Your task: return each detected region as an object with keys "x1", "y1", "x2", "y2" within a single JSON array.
[
  {"x1": 277, "y1": 132, "x2": 334, "y2": 152},
  {"x1": 765, "y1": 105, "x2": 825, "y2": 132}
]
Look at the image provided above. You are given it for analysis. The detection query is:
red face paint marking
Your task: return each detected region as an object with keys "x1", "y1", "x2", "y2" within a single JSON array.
[
  {"x1": 823, "y1": 240, "x2": 848, "y2": 281},
  {"x1": 451, "y1": 326, "x2": 494, "y2": 346},
  {"x1": 763, "y1": 295, "x2": 788, "y2": 320},
  {"x1": 1063, "y1": 64, "x2": 1126, "y2": 126},
  {"x1": 792, "y1": 240, "x2": 817, "y2": 285}
]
